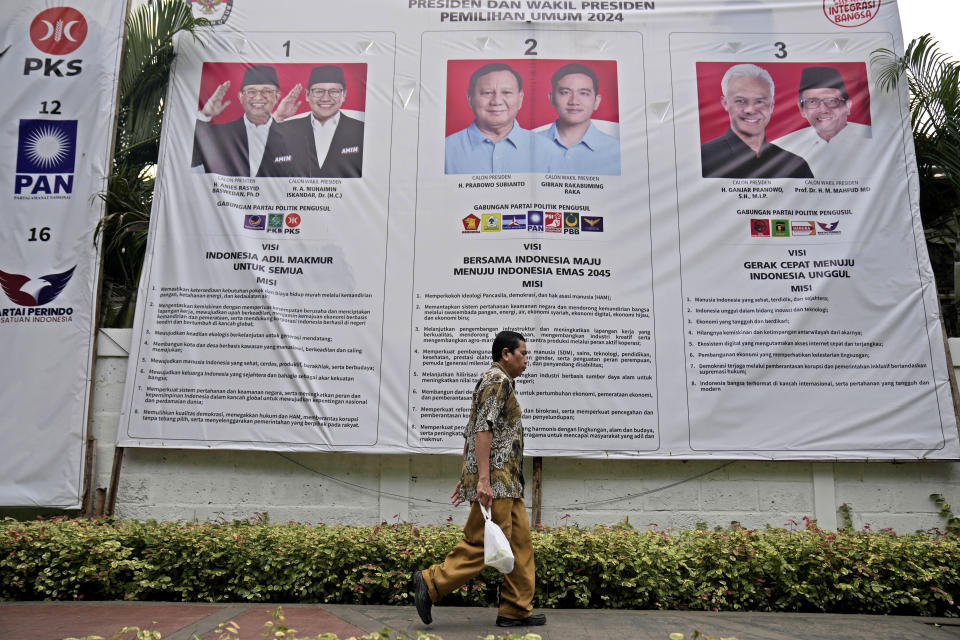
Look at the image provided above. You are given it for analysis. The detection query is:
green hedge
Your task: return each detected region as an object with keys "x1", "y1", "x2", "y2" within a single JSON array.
[{"x1": 2, "y1": 517, "x2": 958, "y2": 616}]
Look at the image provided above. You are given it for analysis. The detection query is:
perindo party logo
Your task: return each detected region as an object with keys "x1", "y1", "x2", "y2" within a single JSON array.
[
  {"x1": 30, "y1": 7, "x2": 87, "y2": 56},
  {"x1": 817, "y1": 221, "x2": 842, "y2": 235},
  {"x1": 15, "y1": 119, "x2": 77, "y2": 198},
  {"x1": 190, "y1": 0, "x2": 233, "y2": 26},
  {"x1": 0, "y1": 266, "x2": 75, "y2": 324}
]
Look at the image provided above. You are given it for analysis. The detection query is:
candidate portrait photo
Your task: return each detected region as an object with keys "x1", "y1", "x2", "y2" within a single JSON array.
[
  {"x1": 443, "y1": 58, "x2": 621, "y2": 176},
  {"x1": 695, "y1": 61, "x2": 871, "y2": 179},
  {"x1": 191, "y1": 61, "x2": 368, "y2": 178}
]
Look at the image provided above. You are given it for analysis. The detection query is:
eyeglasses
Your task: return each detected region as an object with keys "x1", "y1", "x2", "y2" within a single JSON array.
[
  {"x1": 308, "y1": 88, "x2": 343, "y2": 99},
  {"x1": 242, "y1": 88, "x2": 277, "y2": 98},
  {"x1": 800, "y1": 97, "x2": 847, "y2": 109}
]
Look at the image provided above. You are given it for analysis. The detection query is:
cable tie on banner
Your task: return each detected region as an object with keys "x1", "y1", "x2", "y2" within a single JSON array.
[
  {"x1": 649, "y1": 101, "x2": 672, "y2": 124},
  {"x1": 398, "y1": 85, "x2": 416, "y2": 110},
  {"x1": 831, "y1": 38, "x2": 851, "y2": 52}
]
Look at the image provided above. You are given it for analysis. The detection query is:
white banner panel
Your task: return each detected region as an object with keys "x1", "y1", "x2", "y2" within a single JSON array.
[
  {"x1": 0, "y1": 2, "x2": 126, "y2": 506},
  {"x1": 118, "y1": 0, "x2": 960, "y2": 460}
]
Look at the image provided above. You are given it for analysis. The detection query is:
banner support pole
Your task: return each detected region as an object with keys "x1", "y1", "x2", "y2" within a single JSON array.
[
  {"x1": 532, "y1": 457, "x2": 542, "y2": 528},
  {"x1": 106, "y1": 446, "x2": 125, "y2": 516}
]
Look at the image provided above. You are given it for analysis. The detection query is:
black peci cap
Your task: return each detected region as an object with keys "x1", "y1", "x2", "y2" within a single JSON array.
[
  {"x1": 798, "y1": 66, "x2": 848, "y2": 99},
  {"x1": 241, "y1": 65, "x2": 279, "y2": 88},
  {"x1": 308, "y1": 65, "x2": 346, "y2": 88}
]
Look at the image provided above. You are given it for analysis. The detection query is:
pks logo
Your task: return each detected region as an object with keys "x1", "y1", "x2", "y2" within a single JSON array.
[
  {"x1": 0, "y1": 266, "x2": 75, "y2": 306},
  {"x1": 544, "y1": 212, "x2": 562, "y2": 233},
  {"x1": 285, "y1": 213, "x2": 301, "y2": 228},
  {"x1": 482, "y1": 213, "x2": 501, "y2": 232},
  {"x1": 581, "y1": 216, "x2": 604, "y2": 233},
  {"x1": 191, "y1": 0, "x2": 233, "y2": 26},
  {"x1": 527, "y1": 210, "x2": 543, "y2": 232},
  {"x1": 30, "y1": 7, "x2": 87, "y2": 55},
  {"x1": 503, "y1": 213, "x2": 526, "y2": 230},
  {"x1": 15, "y1": 119, "x2": 77, "y2": 197},
  {"x1": 462, "y1": 214, "x2": 480, "y2": 233},
  {"x1": 751, "y1": 219, "x2": 770, "y2": 237},
  {"x1": 563, "y1": 212, "x2": 579, "y2": 235},
  {"x1": 817, "y1": 221, "x2": 842, "y2": 235}
]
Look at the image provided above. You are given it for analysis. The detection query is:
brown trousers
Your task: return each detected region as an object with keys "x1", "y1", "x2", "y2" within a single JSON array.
[{"x1": 422, "y1": 498, "x2": 535, "y2": 619}]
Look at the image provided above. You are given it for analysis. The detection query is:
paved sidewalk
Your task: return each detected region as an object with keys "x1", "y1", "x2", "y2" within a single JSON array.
[{"x1": 2, "y1": 602, "x2": 960, "y2": 640}]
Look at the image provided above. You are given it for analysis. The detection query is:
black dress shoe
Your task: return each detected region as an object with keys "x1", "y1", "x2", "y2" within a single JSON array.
[
  {"x1": 412, "y1": 570, "x2": 432, "y2": 624},
  {"x1": 496, "y1": 613, "x2": 546, "y2": 627}
]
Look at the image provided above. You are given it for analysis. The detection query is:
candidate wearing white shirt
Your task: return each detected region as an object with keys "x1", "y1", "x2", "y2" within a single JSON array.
[{"x1": 773, "y1": 66, "x2": 871, "y2": 178}]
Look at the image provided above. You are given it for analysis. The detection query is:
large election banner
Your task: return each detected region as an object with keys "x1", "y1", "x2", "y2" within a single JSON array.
[
  {"x1": 118, "y1": 0, "x2": 960, "y2": 460},
  {"x1": 0, "y1": 2, "x2": 126, "y2": 506}
]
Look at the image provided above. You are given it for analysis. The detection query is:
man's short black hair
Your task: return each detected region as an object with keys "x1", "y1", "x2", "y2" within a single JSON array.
[
  {"x1": 468, "y1": 62, "x2": 523, "y2": 95},
  {"x1": 492, "y1": 330, "x2": 525, "y2": 361},
  {"x1": 551, "y1": 62, "x2": 599, "y2": 93}
]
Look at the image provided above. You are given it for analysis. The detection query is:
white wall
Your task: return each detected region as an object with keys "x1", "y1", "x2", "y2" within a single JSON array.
[{"x1": 91, "y1": 329, "x2": 960, "y2": 532}]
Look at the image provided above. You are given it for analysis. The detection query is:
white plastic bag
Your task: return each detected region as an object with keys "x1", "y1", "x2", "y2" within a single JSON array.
[{"x1": 479, "y1": 503, "x2": 515, "y2": 574}]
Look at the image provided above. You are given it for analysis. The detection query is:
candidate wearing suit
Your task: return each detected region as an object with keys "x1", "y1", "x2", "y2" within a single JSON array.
[
  {"x1": 191, "y1": 65, "x2": 285, "y2": 177},
  {"x1": 262, "y1": 65, "x2": 364, "y2": 178}
]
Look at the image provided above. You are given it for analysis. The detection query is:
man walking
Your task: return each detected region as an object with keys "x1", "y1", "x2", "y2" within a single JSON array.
[{"x1": 413, "y1": 330, "x2": 545, "y2": 628}]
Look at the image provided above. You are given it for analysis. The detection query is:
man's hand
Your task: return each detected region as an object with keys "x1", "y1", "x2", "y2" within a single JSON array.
[
  {"x1": 272, "y1": 83, "x2": 302, "y2": 123},
  {"x1": 201, "y1": 81, "x2": 231, "y2": 118},
  {"x1": 450, "y1": 480, "x2": 464, "y2": 507},
  {"x1": 475, "y1": 477, "x2": 493, "y2": 508}
]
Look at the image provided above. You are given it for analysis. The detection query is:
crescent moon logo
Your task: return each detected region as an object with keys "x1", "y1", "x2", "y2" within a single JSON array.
[
  {"x1": 63, "y1": 20, "x2": 80, "y2": 42},
  {"x1": 30, "y1": 7, "x2": 87, "y2": 55},
  {"x1": 38, "y1": 20, "x2": 54, "y2": 41}
]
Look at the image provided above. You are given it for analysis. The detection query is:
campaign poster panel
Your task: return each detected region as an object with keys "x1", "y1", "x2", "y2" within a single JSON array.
[
  {"x1": 119, "y1": 0, "x2": 960, "y2": 460},
  {"x1": 411, "y1": 30, "x2": 659, "y2": 453},
  {"x1": 117, "y1": 32, "x2": 395, "y2": 449},
  {"x1": 0, "y1": 2, "x2": 125, "y2": 506},
  {"x1": 671, "y1": 33, "x2": 956, "y2": 454}
]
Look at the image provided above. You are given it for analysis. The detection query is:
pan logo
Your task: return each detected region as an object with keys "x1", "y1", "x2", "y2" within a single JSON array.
[{"x1": 15, "y1": 119, "x2": 77, "y2": 197}]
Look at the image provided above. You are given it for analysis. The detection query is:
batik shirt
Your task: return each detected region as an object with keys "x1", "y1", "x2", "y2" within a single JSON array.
[{"x1": 459, "y1": 362, "x2": 525, "y2": 501}]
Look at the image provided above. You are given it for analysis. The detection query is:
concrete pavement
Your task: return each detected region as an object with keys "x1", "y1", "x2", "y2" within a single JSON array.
[{"x1": 2, "y1": 601, "x2": 960, "y2": 639}]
